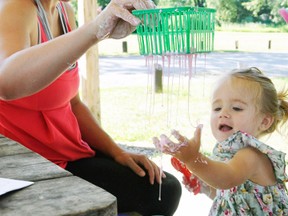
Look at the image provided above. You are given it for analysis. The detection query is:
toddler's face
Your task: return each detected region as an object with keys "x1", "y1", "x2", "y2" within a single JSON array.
[{"x1": 210, "y1": 77, "x2": 265, "y2": 142}]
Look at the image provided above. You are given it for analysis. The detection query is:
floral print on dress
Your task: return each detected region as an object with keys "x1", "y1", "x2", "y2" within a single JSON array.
[{"x1": 208, "y1": 131, "x2": 288, "y2": 216}]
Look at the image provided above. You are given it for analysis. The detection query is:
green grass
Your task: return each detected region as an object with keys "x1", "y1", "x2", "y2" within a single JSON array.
[
  {"x1": 216, "y1": 23, "x2": 288, "y2": 33},
  {"x1": 100, "y1": 77, "x2": 209, "y2": 143},
  {"x1": 100, "y1": 76, "x2": 288, "y2": 154}
]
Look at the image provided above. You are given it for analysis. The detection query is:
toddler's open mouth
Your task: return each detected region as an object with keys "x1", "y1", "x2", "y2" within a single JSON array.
[{"x1": 219, "y1": 124, "x2": 233, "y2": 132}]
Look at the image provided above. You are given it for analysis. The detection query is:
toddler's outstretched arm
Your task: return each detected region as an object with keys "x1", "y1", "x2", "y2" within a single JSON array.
[{"x1": 153, "y1": 125, "x2": 269, "y2": 190}]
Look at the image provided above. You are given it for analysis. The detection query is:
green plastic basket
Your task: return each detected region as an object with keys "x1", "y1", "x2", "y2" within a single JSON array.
[{"x1": 132, "y1": 7, "x2": 216, "y2": 55}]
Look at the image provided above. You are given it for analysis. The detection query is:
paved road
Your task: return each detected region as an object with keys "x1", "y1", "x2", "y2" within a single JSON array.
[{"x1": 99, "y1": 51, "x2": 288, "y2": 79}]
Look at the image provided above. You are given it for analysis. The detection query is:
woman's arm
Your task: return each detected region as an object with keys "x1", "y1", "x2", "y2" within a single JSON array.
[
  {"x1": 0, "y1": 0, "x2": 154, "y2": 100},
  {"x1": 0, "y1": 0, "x2": 97, "y2": 100},
  {"x1": 70, "y1": 94, "x2": 162, "y2": 184},
  {"x1": 70, "y1": 94, "x2": 125, "y2": 157}
]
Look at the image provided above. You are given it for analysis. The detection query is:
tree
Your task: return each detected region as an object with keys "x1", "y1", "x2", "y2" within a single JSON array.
[
  {"x1": 207, "y1": 0, "x2": 241, "y2": 23},
  {"x1": 243, "y1": 0, "x2": 288, "y2": 24},
  {"x1": 72, "y1": 0, "x2": 288, "y2": 25},
  {"x1": 273, "y1": 0, "x2": 288, "y2": 23},
  {"x1": 97, "y1": 0, "x2": 159, "y2": 8},
  {"x1": 193, "y1": 0, "x2": 206, "y2": 7},
  {"x1": 97, "y1": 0, "x2": 110, "y2": 8},
  {"x1": 164, "y1": 0, "x2": 206, "y2": 7},
  {"x1": 207, "y1": 0, "x2": 288, "y2": 24}
]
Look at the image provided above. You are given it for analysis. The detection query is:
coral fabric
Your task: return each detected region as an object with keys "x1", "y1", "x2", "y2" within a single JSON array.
[{"x1": 0, "y1": 2, "x2": 95, "y2": 168}]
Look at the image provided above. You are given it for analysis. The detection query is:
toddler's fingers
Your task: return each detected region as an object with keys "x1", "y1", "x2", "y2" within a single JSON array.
[
  {"x1": 194, "y1": 124, "x2": 203, "y2": 143},
  {"x1": 171, "y1": 129, "x2": 186, "y2": 143},
  {"x1": 152, "y1": 137, "x2": 161, "y2": 149}
]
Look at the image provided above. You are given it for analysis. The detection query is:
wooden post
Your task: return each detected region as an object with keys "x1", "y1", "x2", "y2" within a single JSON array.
[
  {"x1": 154, "y1": 63, "x2": 163, "y2": 93},
  {"x1": 78, "y1": 0, "x2": 101, "y2": 124},
  {"x1": 235, "y1": 40, "x2": 239, "y2": 49},
  {"x1": 122, "y1": 41, "x2": 128, "y2": 53}
]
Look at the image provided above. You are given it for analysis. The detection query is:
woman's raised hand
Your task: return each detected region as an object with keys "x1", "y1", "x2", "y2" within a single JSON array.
[{"x1": 94, "y1": 0, "x2": 156, "y2": 40}]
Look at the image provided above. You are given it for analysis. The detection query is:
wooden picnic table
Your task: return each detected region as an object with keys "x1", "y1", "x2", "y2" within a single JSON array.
[{"x1": 0, "y1": 135, "x2": 117, "y2": 216}]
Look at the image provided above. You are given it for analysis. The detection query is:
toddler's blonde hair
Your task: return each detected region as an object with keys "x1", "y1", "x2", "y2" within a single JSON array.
[{"x1": 228, "y1": 67, "x2": 288, "y2": 136}]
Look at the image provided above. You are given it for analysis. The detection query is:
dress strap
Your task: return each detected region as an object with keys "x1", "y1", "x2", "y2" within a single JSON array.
[
  {"x1": 35, "y1": 0, "x2": 76, "y2": 69},
  {"x1": 35, "y1": 0, "x2": 53, "y2": 40},
  {"x1": 35, "y1": 0, "x2": 70, "y2": 41},
  {"x1": 57, "y1": 2, "x2": 71, "y2": 34}
]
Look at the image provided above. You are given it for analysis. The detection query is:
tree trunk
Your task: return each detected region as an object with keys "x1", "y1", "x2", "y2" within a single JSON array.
[{"x1": 78, "y1": 0, "x2": 101, "y2": 124}]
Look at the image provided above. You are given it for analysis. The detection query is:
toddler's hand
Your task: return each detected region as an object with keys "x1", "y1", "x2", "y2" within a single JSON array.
[
  {"x1": 152, "y1": 129, "x2": 189, "y2": 154},
  {"x1": 152, "y1": 125, "x2": 203, "y2": 164}
]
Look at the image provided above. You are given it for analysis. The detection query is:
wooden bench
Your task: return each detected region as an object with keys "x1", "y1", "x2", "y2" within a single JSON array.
[{"x1": 0, "y1": 135, "x2": 117, "y2": 216}]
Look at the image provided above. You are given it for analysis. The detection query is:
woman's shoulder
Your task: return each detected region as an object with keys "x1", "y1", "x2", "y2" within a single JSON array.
[
  {"x1": 0, "y1": 0, "x2": 37, "y2": 28},
  {"x1": 0, "y1": 0, "x2": 37, "y2": 15},
  {"x1": 0, "y1": 0, "x2": 38, "y2": 60}
]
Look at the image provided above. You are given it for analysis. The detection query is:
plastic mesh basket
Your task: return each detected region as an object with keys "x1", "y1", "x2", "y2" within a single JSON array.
[{"x1": 132, "y1": 7, "x2": 216, "y2": 55}]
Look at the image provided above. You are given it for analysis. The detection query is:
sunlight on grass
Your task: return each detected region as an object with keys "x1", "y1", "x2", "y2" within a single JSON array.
[{"x1": 216, "y1": 23, "x2": 288, "y2": 33}]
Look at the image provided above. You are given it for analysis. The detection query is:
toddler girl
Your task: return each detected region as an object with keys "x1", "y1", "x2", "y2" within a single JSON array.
[{"x1": 154, "y1": 67, "x2": 288, "y2": 215}]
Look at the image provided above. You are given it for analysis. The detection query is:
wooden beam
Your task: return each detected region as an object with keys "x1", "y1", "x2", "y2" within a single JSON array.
[{"x1": 78, "y1": 0, "x2": 101, "y2": 124}]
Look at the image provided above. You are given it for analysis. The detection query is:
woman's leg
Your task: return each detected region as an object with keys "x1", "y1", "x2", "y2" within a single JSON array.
[{"x1": 66, "y1": 154, "x2": 181, "y2": 216}]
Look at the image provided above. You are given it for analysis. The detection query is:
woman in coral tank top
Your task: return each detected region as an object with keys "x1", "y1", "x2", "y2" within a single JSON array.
[{"x1": 0, "y1": 0, "x2": 181, "y2": 215}]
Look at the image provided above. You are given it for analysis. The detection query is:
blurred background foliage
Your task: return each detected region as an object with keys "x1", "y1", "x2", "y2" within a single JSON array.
[{"x1": 71, "y1": 0, "x2": 288, "y2": 31}]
